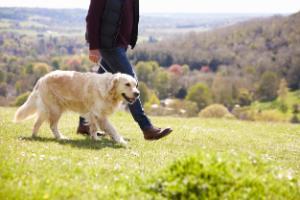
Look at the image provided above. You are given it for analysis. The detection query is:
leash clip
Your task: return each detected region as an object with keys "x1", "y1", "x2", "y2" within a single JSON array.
[{"x1": 97, "y1": 61, "x2": 108, "y2": 72}]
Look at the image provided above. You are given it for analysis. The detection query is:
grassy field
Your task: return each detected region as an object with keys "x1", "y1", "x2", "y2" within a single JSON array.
[
  {"x1": 250, "y1": 91, "x2": 300, "y2": 121},
  {"x1": 0, "y1": 107, "x2": 299, "y2": 199}
]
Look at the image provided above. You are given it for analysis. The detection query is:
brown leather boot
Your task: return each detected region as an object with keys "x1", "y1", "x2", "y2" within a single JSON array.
[
  {"x1": 77, "y1": 124, "x2": 106, "y2": 137},
  {"x1": 76, "y1": 124, "x2": 90, "y2": 135},
  {"x1": 143, "y1": 126, "x2": 173, "y2": 140}
]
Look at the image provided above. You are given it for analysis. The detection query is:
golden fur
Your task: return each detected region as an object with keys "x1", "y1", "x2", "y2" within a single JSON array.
[{"x1": 14, "y1": 70, "x2": 139, "y2": 145}]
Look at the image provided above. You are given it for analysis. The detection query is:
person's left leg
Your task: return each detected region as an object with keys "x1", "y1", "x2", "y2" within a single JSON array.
[{"x1": 99, "y1": 48, "x2": 153, "y2": 130}]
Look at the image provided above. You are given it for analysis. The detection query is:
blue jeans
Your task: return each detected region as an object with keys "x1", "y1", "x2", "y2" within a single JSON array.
[{"x1": 80, "y1": 47, "x2": 152, "y2": 131}]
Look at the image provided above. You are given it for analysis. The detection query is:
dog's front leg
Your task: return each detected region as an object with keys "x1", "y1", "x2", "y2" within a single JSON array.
[{"x1": 98, "y1": 117, "x2": 127, "y2": 145}]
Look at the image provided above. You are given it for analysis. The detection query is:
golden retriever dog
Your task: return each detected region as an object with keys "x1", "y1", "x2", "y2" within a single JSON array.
[{"x1": 13, "y1": 70, "x2": 140, "y2": 145}]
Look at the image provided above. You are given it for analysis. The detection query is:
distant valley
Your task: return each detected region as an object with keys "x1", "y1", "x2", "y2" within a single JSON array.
[{"x1": 0, "y1": 7, "x2": 273, "y2": 40}]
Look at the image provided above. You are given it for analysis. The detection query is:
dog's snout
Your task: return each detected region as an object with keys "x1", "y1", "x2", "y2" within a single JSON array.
[{"x1": 134, "y1": 91, "x2": 140, "y2": 98}]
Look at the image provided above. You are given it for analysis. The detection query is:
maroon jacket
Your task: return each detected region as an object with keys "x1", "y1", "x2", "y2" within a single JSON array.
[{"x1": 86, "y1": 0, "x2": 137, "y2": 50}]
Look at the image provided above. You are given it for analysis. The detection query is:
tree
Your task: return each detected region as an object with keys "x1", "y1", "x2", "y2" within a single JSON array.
[
  {"x1": 168, "y1": 64, "x2": 183, "y2": 76},
  {"x1": 256, "y1": 71, "x2": 279, "y2": 101},
  {"x1": 24, "y1": 63, "x2": 33, "y2": 75},
  {"x1": 153, "y1": 69, "x2": 171, "y2": 99},
  {"x1": 14, "y1": 92, "x2": 30, "y2": 106},
  {"x1": 0, "y1": 70, "x2": 6, "y2": 83},
  {"x1": 135, "y1": 61, "x2": 159, "y2": 86},
  {"x1": 33, "y1": 62, "x2": 51, "y2": 77},
  {"x1": 51, "y1": 59, "x2": 60, "y2": 70},
  {"x1": 63, "y1": 57, "x2": 85, "y2": 71},
  {"x1": 185, "y1": 83, "x2": 212, "y2": 111},
  {"x1": 277, "y1": 78, "x2": 289, "y2": 113},
  {"x1": 144, "y1": 91, "x2": 160, "y2": 111},
  {"x1": 290, "y1": 104, "x2": 300, "y2": 124},
  {"x1": 238, "y1": 88, "x2": 253, "y2": 106},
  {"x1": 287, "y1": 58, "x2": 300, "y2": 90},
  {"x1": 168, "y1": 74, "x2": 182, "y2": 98},
  {"x1": 182, "y1": 64, "x2": 190, "y2": 75},
  {"x1": 0, "y1": 82, "x2": 7, "y2": 97},
  {"x1": 175, "y1": 87, "x2": 187, "y2": 99},
  {"x1": 211, "y1": 74, "x2": 236, "y2": 108}
]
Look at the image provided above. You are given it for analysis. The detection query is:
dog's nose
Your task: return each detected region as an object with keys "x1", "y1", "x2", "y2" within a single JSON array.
[{"x1": 134, "y1": 92, "x2": 140, "y2": 98}]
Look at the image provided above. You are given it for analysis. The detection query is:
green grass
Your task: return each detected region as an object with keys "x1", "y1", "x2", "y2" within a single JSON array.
[
  {"x1": 251, "y1": 91, "x2": 300, "y2": 118},
  {"x1": 146, "y1": 153, "x2": 299, "y2": 199},
  {"x1": 0, "y1": 107, "x2": 299, "y2": 199}
]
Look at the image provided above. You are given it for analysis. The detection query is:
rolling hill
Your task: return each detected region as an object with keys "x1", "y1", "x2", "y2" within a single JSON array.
[{"x1": 130, "y1": 11, "x2": 300, "y2": 89}]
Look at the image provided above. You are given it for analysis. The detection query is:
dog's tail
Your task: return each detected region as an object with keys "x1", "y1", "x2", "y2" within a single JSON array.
[{"x1": 13, "y1": 84, "x2": 39, "y2": 123}]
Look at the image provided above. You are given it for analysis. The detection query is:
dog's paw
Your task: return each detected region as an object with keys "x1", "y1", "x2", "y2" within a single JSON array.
[
  {"x1": 97, "y1": 131, "x2": 106, "y2": 137},
  {"x1": 58, "y1": 135, "x2": 69, "y2": 140},
  {"x1": 91, "y1": 135, "x2": 101, "y2": 141},
  {"x1": 31, "y1": 134, "x2": 38, "y2": 138},
  {"x1": 117, "y1": 137, "x2": 128, "y2": 146}
]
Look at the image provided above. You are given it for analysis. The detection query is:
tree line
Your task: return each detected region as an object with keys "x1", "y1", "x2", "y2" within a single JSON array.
[{"x1": 129, "y1": 12, "x2": 300, "y2": 91}]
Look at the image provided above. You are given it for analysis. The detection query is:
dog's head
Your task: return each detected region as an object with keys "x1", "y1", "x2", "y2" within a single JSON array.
[{"x1": 109, "y1": 73, "x2": 140, "y2": 104}]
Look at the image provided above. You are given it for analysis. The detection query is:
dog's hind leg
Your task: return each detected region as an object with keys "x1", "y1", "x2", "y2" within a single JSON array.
[
  {"x1": 87, "y1": 114, "x2": 100, "y2": 141},
  {"x1": 32, "y1": 112, "x2": 46, "y2": 138},
  {"x1": 48, "y1": 110, "x2": 67, "y2": 140},
  {"x1": 98, "y1": 117, "x2": 127, "y2": 145}
]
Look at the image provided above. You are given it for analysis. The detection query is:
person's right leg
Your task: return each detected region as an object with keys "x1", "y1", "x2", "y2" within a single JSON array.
[{"x1": 99, "y1": 48, "x2": 153, "y2": 130}]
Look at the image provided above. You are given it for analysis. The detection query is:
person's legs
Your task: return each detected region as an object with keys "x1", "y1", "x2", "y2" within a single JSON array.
[{"x1": 99, "y1": 48, "x2": 152, "y2": 130}]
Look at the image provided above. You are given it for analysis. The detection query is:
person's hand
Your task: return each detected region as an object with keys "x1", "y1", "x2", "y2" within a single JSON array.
[{"x1": 89, "y1": 49, "x2": 101, "y2": 63}]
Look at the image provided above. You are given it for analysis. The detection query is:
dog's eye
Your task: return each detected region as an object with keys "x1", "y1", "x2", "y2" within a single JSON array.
[{"x1": 125, "y1": 83, "x2": 131, "y2": 87}]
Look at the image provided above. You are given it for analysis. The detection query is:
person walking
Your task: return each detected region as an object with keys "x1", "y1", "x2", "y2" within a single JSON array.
[{"x1": 77, "y1": 0, "x2": 173, "y2": 140}]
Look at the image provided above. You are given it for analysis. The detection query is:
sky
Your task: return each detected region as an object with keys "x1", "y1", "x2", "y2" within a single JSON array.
[{"x1": 0, "y1": 0, "x2": 299, "y2": 14}]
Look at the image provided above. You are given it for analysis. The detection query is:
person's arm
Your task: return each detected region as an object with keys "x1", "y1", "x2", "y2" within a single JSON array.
[{"x1": 86, "y1": 0, "x2": 107, "y2": 50}]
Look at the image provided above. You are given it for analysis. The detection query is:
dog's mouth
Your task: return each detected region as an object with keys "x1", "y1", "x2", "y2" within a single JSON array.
[{"x1": 122, "y1": 93, "x2": 137, "y2": 104}]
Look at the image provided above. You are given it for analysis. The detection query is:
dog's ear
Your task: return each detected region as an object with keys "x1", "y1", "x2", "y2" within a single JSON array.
[{"x1": 108, "y1": 73, "x2": 121, "y2": 92}]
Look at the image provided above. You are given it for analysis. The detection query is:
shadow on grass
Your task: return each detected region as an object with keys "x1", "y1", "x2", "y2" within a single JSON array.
[{"x1": 20, "y1": 136, "x2": 125, "y2": 150}]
